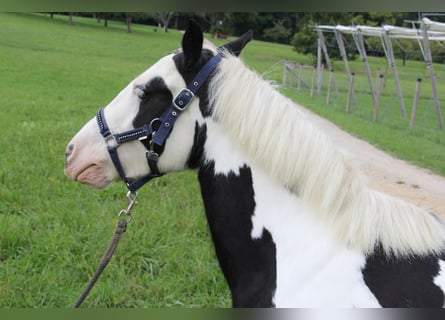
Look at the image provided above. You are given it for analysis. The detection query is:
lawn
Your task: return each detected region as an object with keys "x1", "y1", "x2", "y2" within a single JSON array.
[
  {"x1": 0, "y1": 13, "x2": 229, "y2": 307},
  {"x1": 0, "y1": 13, "x2": 444, "y2": 308}
]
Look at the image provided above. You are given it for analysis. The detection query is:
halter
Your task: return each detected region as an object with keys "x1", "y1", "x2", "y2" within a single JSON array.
[{"x1": 96, "y1": 54, "x2": 222, "y2": 193}]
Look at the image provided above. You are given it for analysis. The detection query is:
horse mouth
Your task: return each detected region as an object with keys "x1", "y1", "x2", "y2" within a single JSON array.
[{"x1": 66, "y1": 163, "x2": 110, "y2": 189}]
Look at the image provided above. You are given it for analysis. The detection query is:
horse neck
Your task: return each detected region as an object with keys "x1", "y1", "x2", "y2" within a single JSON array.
[
  {"x1": 196, "y1": 119, "x2": 375, "y2": 307},
  {"x1": 208, "y1": 56, "x2": 445, "y2": 257},
  {"x1": 197, "y1": 118, "x2": 339, "y2": 241}
]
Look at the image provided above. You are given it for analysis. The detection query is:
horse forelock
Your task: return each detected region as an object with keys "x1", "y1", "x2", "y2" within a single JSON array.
[{"x1": 208, "y1": 52, "x2": 445, "y2": 257}]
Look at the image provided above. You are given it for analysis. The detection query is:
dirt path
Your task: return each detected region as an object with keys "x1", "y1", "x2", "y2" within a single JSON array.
[{"x1": 296, "y1": 104, "x2": 445, "y2": 218}]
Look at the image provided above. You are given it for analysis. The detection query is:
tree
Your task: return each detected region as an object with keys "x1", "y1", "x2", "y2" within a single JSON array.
[
  {"x1": 365, "y1": 12, "x2": 416, "y2": 27},
  {"x1": 291, "y1": 20, "x2": 317, "y2": 57},
  {"x1": 92, "y1": 12, "x2": 110, "y2": 27},
  {"x1": 210, "y1": 12, "x2": 228, "y2": 37},
  {"x1": 153, "y1": 12, "x2": 175, "y2": 32},
  {"x1": 291, "y1": 13, "x2": 356, "y2": 61},
  {"x1": 263, "y1": 19, "x2": 292, "y2": 43},
  {"x1": 125, "y1": 13, "x2": 132, "y2": 33},
  {"x1": 224, "y1": 12, "x2": 260, "y2": 37}
]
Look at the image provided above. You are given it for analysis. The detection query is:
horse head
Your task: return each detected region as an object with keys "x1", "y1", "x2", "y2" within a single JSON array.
[{"x1": 64, "y1": 21, "x2": 252, "y2": 190}]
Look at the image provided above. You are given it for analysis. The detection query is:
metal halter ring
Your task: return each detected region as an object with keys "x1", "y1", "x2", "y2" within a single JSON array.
[
  {"x1": 118, "y1": 209, "x2": 133, "y2": 224},
  {"x1": 149, "y1": 118, "x2": 161, "y2": 133},
  {"x1": 104, "y1": 134, "x2": 118, "y2": 149}
]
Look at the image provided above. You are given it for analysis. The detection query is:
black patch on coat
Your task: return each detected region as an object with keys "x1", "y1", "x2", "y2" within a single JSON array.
[
  {"x1": 133, "y1": 76, "x2": 172, "y2": 153},
  {"x1": 198, "y1": 162, "x2": 277, "y2": 307},
  {"x1": 362, "y1": 244, "x2": 445, "y2": 307},
  {"x1": 187, "y1": 121, "x2": 207, "y2": 169}
]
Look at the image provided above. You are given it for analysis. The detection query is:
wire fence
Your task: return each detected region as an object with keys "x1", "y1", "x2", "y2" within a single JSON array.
[{"x1": 279, "y1": 41, "x2": 445, "y2": 133}]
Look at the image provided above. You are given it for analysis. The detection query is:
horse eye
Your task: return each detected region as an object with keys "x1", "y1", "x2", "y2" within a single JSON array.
[{"x1": 135, "y1": 86, "x2": 146, "y2": 99}]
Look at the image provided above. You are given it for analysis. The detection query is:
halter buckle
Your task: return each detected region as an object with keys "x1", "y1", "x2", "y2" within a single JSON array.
[{"x1": 172, "y1": 88, "x2": 194, "y2": 111}]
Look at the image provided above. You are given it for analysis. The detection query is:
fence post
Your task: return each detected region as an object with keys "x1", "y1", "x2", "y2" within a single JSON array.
[
  {"x1": 317, "y1": 38, "x2": 322, "y2": 95},
  {"x1": 373, "y1": 74, "x2": 384, "y2": 121},
  {"x1": 282, "y1": 59, "x2": 287, "y2": 86},
  {"x1": 311, "y1": 67, "x2": 316, "y2": 97},
  {"x1": 335, "y1": 30, "x2": 353, "y2": 91},
  {"x1": 297, "y1": 64, "x2": 303, "y2": 92},
  {"x1": 353, "y1": 31, "x2": 377, "y2": 106},
  {"x1": 289, "y1": 62, "x2": 295, "y2": 87},
  {"x1": 326, "y1": 69, "x2": 334, "y2": 104},
  {"x1": 421, "y1": 20, "x2": 443, "y2": 129},
  {"x1": 318, "y1": 30, "x2": 337, "y2": 96},
  {"x1": 410, "y1": 78, "x2": 422, "y2": 129},
  {"x1": 382, "y1": 31, "x2": 407, "y2": 119},
  {"x1": 346, "y1": 72, "x2": 355, "y2": 113},
  {"x1": 317, "y1": 64, "x2": 324, "y2": 96}
]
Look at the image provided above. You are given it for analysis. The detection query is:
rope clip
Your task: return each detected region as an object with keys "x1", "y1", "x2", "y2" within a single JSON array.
[{"x1": 118, "y1": 191, "x2": 139, "y2": 223}]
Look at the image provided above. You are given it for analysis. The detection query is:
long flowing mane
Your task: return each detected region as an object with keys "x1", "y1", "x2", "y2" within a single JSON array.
[{"x1": 209, "y1": 52, "x2": 445, "y2": 256}]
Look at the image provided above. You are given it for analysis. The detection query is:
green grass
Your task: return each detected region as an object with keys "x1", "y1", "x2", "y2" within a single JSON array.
[
  {"x1": 0, "y1": 13, "x2": 444, "y2": 308},
  {"x1": 0, "y1": 13, "x2": 228, "y2": 308}
]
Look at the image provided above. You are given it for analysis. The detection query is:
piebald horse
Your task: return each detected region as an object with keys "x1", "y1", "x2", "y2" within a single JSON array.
[{"x1": 65, "y1": 21, "x2": 445, "y2": 307}]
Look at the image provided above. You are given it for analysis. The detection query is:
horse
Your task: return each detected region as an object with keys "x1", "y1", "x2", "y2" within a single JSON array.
[{"x1": 64, "y1": 21, "x2": 445, "y2": 307}]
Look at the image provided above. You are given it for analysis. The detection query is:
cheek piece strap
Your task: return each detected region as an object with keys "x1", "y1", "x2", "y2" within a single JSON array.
[{"x1": 96, "y1": 54, "x2": 222, "y2": 193}]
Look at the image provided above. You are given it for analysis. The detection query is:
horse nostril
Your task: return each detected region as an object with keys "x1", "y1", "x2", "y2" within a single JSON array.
[{"x1": 65, "y1": 144, "x2": 74, "y2": 160}]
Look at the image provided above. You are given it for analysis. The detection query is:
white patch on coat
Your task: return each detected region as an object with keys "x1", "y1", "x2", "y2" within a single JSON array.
[
  {"x1": 434, "y1": 260, "x2": 445, "y2": 297},
  {"x1": 203, "y1": 119, "x2": 248, "y2": 176},
  {"x1": 250, "y1": 166, "x2": 381, "y2": 307}
]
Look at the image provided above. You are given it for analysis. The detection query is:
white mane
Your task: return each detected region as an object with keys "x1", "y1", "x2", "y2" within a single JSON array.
[{"x1": 209, "y1": 52, "x2": 445, "y2": 256}]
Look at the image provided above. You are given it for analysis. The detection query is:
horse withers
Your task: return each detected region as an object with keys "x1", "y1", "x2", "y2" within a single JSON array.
[{"x1": 65, "y1": 21, "x2": 445, "y2": 307}]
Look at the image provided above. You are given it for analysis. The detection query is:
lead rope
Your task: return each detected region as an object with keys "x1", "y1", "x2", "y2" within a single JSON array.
[{"x1": 73, "y1": 191, "x2": 138, "y2": 308}]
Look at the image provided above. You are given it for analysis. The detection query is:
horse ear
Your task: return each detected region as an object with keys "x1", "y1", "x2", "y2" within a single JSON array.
[
  {"x1": 219, "y1": 30, "x2": 253, "y2": 56},
  {"x1": 182, "y1": 20, "x2": 203, "y2": 69}
]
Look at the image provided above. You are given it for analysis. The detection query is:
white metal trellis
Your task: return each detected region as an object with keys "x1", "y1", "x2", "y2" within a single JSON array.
[{"x1": 314, "y1": 18, "x2": 445, "y2": 128}]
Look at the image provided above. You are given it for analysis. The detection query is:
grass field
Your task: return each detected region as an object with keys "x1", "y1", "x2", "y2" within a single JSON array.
[
  {"x1": 0, "y1": 13, "x2": 444, "y2": 308},
  {"x1": 0, "y1": 13, "x2": 229, "y2": 307}
]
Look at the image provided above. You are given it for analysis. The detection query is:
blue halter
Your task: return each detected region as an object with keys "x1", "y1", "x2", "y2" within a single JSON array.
[{"x1": 96, "y1": 54, "x2": 222, "y2": 193}]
